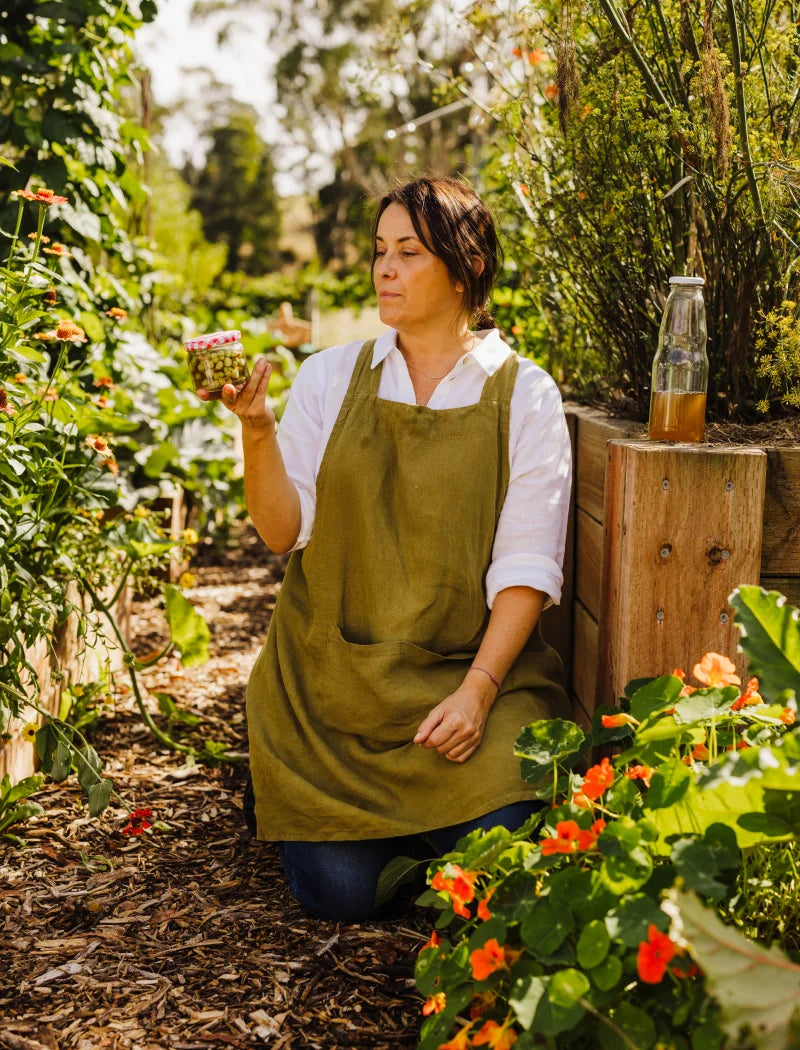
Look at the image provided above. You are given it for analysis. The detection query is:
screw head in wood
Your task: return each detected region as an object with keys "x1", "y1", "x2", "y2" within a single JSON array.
[
  {"x1": 662, "y1": 479, "x2": 670, "y2": 491},
  {"x1": 660, "y1": 545, "x2": 672, "y2": 559},
  {"x1": 720, "y1": 611, "x2": 729, "y2": 623},
  {"x1": 656, "y1": 609, "x2": 665, "y2": 622},
  {"x1": 725, "y1": 480, "x2": 734, "y2": 491}
]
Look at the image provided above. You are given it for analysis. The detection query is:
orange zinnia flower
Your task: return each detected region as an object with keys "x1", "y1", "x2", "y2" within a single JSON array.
[
  {"x1": 43, "y1": 242, "x2": 71, "y2": 257},
  {"x1": 422, "y1": 992, "x2": 447, "y2": 1016},
  {"x1": 473, "y1": 1018, "x2": 518, "y2": 1048},
  {"x1": 55, "y1": 321, "x2": 87, "y2": 342},
  {"x1": 637, "y1": 924, "x2": 676, "y2": 984},
  {"x1": 528, "y1": 48, "x2": 546, "y2": 65},
  {"x1": 541, "y1": 819, "x2": 581, "y2": 855},
  {"x1": 470, "y1": 938, "x2": 510, "y2": 981},
  {"x1": 28, "y1": 232, "x2": 50, "y2": 243},
  {"x1": 104, "y1": 457, "x2": 119, "y2": 476},
  {"x1": 106, "y1": 306, "x2": 129, "y2": 320},
  {"x1": 692, "y1": 652, "x2": 741, "y2": 688},
  {"x1": 601, "y1": 711, "x2": 638, "y2": 728},
  {"x1": 15, "y1": 187, "x2": 69, "y2": 205},
  {"x1": 581, "y1": 757, "x2": 615, "y2": 800},
  {"x1": 93, "y1": 376, "x2": 115, "y2": 388}
]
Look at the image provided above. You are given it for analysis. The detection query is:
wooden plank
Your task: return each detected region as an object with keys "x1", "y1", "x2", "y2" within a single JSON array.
[
  {"x1": 576, "y1": 508, "x2": 603, "y2": 622},
  {"x1": 541, "y1": 411, "x2": 576, "y2": 688},
  {"x1": 567, "y1": 405, "x2": 641, "y2": 524},
  {"x1": 597, "y1": 441, "x2": 767, "y2": 708},
  {"x1": 761, "y1": 449, "x2": 800, "y2": 575},
  {"x1": 572, "y1": 600, "x2": 599, "y2": 715},
  {"x1": 759, "y1": 576, "x2": 800, "y2": 610}
]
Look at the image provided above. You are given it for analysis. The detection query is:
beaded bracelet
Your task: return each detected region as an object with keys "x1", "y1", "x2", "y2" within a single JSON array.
[{"x1": 469, "y1": 665, "x2": 503, "y2": 692}]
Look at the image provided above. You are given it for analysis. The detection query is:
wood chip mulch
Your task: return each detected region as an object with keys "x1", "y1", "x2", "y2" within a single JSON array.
[{"x1": 0, "y1": 524, "x2": 430, "y2": 1050}]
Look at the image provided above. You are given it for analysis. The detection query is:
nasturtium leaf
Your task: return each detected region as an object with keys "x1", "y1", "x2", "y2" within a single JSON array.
[
  {"x1": 598, "y1": 1003, "x2": 656, "y2": 1050},
  {"x1": 675, "y1": 889, "x2": 800, "y2": 1050},
  {"x1": 670, "y1": 838, "x2": 735, "y2": 900},
  {"x1": 468, "y1": 917, "x2": 506, "y2": 952},
  {"x1": 414, "y1": 941, "x2": 444, "y2": 994},
  {"x1": 600, "y1": 851, "x2": 652, "y2": 895},
  {"x1": 673, "y1": 687, "x2": 738, "y2": 724},
  {"x1": 577, "y1": 920, "x2": 610, "y2": 969},
  {"x1": 509, "y1": 974, "x2": 548, "y2": 1030},
  {"x1": 549, "y1": 968, "x2": 590, "y2": 1008},
  {"x1": 87, "y1": 778, "x2": 113, "y2": 817},
  {"x1": 691, "y1": 1024, "x2": 725, "y2": 1050},
  {"x1": 532, "y1": 970, "x2": 587, "y2": 1036},
  {"x1": 590, "y1": 954, "x2": 623, "y2": 991},
  {"x1": 605, "y1": 894, "x2": 668, "y2": 948},
  {"x1": 629, "y1": 674, "x2": 684, "y2": 722},
  {"x1": 459, "y1": 824, "x2": 512, "y2": 869},
  {"x1": 646, "y1": 759, "x2": 692, "y2": 809},
  {"x1": 647, "y1": 778, "x2": 781, "y2": 849},
  {"x1": 730, "y1": 586, "x2": 800, "y2": 704},
  {"x1": 164, "y1": 584, "x2": 210, "y2": 668},
  {"x1": 375, "y1": 855, "x2": 423, "y2": 907},
  {"x1": 521, "y1": 899, "x2": 574, "y2": 956},
  {"x1": 515, "y1": 719, "x2": 587, "y2": 783}
]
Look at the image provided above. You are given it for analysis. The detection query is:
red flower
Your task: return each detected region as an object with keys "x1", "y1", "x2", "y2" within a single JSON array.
[
  {"x1": 477, "y1": 886, "x2": 495, "y2": 922},
  {"x1": 473, "y1": 1018, "x2": 518, "y2": 1048},
  {"x1": 581, "y1": 757, "x2": 614, "y2": 800},
  {"x1": 576, "y1": 818, "x2": 606, "y2": 852},
  {"x1": 422, "y1": 992, "x2": 447, "y2": 1016},
  {"x1": 637, "y1": 924, "x2": 676, "y2": 984},
  {"x1": 625, "y1": 764, "x2": 653, "y2": 788},
  {"x1": 432, "y1": 864, "x2": 478, "y2": 918},
  {"x1": 671, "y1": 668, "x2": 685, "y2": 680},
  {"x1": 120, "y1": 808, "x2": 152, "y2": 836},
  {"x1": 691, "y1": 742, "x2": 709, "y2": 761},
  {"x1": 601, "y1": 711, "x2": 638, "y2": 728},
  {"x1": 732, "y1": 677, "x2": 763, "y2": 711},
  {"x1": 470, "y1": 938, "x2": 509, "y2": 981},
  {"x1": 419, "y1": 930, "x2": 441, "y2": 953},
  {"x1": 671, "y1": 961, "x2": 701, "y2": 979},
  {"x1": 780, "y1": 707, "x2": 796, "y2": 726},
  {"x1": 541, "y1": 819, "x2": 580, "y2": 855}
]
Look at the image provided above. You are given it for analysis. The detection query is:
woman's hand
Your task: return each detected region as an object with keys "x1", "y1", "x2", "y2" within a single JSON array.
[
  {"x1": 198, "y1": 356, "x2": 275, "y2": 431},
  {"x1": 413, "y1": 678, "x2": 496, "y2": 763}
]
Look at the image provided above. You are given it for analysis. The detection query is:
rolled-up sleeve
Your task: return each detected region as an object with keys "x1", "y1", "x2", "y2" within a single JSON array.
[
  {"x1": 275, "y1": 355, "x2": 325, "y2": 551},
  {"x1": 485, "y1": 372, "x2": 572, "y2": 609}
]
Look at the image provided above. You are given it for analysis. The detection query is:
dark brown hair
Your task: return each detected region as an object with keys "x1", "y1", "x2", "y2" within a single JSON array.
[{"x1": 370, "y1": 175, "x2": 503, "y2": 331}]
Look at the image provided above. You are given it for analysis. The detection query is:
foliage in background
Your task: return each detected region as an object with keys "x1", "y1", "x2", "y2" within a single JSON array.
[
  {"x1": 379, "y1": 0, "x2": 800, "y2": 421},
  {"x1": 406, "y1": 585, "x2": 800, "y2": 1049}
]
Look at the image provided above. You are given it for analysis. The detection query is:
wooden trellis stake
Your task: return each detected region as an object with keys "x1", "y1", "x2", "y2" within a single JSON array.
[{"x1": 596, "y1": 441, "x2": 768, "y2": 708}]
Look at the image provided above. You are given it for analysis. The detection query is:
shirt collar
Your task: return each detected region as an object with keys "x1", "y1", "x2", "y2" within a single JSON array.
[{"x1": 371, "y1": 328, "x2": 511, "y2": 375}]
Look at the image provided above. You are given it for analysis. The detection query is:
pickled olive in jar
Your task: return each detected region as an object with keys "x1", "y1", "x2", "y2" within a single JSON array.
[{"x1": 184, "y1": 330, "x2": 250, "y2": 399}]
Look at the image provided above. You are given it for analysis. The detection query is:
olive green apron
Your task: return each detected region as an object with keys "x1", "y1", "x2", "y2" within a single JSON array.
[{"x1": 246, "y1": 340, "x2": 571, "y2": 841}]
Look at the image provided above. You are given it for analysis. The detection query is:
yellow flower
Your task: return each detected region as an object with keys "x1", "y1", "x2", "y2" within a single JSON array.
[
  {"x1": 21, "y1": 722, "x2": 38, "y2": 744},
  {"x1": 179, "y1": 571, "x2": 196, "y2": 588},
  {"x1": 134, "y1": 506, "x2": 150, "y2": 518},
  {"x1": 182, "y1": 528, "x2": 199, "y2": 545},
  {"x1": 72, "y1": 684, "x2": 85, "y2": 697}
]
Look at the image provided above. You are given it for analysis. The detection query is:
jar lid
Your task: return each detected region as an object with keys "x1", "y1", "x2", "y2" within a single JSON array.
[
  {"x1": 669, "y1": 276, "x2": 705, "y2": 286},
  {"x1": 184, "y1": 329, "x2": 241, "y2": 351}
]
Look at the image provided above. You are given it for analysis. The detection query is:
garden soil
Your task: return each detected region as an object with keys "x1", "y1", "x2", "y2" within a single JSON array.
[{"x1": 0, "y1": 524, "x2": 430, "y2": 1050}]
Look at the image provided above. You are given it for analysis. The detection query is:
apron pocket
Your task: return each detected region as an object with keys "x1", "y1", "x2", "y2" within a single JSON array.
[{"x1": 322, "y1": 626, "x2": 473, "y2": 745}]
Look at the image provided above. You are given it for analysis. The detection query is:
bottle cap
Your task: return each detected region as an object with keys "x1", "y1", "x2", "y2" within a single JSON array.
[
  {"x1": 184, "y1": 330, "x2": 241, "y2": 351},
  {"x1": 669, "y1": 276, "x2": 705, "y2": 286}
]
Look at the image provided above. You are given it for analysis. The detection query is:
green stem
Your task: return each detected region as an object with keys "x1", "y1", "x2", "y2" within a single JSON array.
[
  {"x1": 595, "y1": 0, "x2": 672, "y2": 109},
  {"x1": 724, "y1": 0, "x2": 768, "y2": 234},
  {"x1": 84, "y1": 579, "x2": 195, "y2": 756},
  {"x1": 4, "y1": 199, "x2": 24, "y2": 270}
]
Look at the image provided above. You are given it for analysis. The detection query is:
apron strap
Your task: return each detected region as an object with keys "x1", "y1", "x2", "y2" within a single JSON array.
[
  {"x1": 342, "y1": 339, "x2": 378, "y2": 407},
  {"x1": 479, "y1": 351, "x2": 519, "y2": 405}
]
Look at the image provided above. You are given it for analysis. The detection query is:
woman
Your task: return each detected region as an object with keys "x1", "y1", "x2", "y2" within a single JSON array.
[{"x1": 203, "y1": 175, "x2": 572, "y2": 921}]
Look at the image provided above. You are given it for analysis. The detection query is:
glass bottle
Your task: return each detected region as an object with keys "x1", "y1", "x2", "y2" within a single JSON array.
[
  {"x1": 185, "y1": 330, "x2": 249, "y2": 400},
  {"x1": 648, "y1": 276, "x2": 709, "y2": 442}
]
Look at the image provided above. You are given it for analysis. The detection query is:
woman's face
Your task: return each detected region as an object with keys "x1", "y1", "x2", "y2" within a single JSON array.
[{"x1": 373, "y1": 203, "x2": 467, "y2": 332}]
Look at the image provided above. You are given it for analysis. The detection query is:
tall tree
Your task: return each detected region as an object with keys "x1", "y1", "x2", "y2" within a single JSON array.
[{"x1": 183, "y1": 102, "x2": 281, "y2": 275}]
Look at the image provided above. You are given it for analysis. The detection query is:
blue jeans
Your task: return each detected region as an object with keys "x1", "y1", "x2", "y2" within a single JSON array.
[{"x1": 277, "y1": 801, "x2": 540, "y2": 922}]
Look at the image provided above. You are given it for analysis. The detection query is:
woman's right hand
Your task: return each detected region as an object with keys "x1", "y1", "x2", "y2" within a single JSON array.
[{"x1": 197, "y1": 356, "x2": 275, "y2": 431}]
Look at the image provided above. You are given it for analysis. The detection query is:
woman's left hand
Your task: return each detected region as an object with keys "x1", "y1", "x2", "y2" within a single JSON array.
[{"x1": 413, "y1": 680, "x2": 495, "y2": 763}]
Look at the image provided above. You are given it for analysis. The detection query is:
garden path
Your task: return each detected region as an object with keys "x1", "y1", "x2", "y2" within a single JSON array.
[{"x1": 0, "y1": 525, "x2": 428, "y2": 1050}]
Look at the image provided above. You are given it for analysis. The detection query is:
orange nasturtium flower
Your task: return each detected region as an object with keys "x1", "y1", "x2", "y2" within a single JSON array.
[
  {"x1": 432, "y1": 864, "x2": 478, "y2": 918},
  {"x1": 473, "y1": 1017, "x2": 518, "y2": 1048},
  {"x1": 781, "y1": 707, "x2": 796, "y2": 726},
  {"x1": 419, "y1": 930, "x2": 441, "y2": 953},
  {"x1": 438, "y1": 1024, "x2": 473, "y2": 1050},
  {"x1": 575, "y1": 818, "x2": 606, "y2": 852},
  {"x1": 691, "y1": 742, "x2": 710, "y2": 762},
  {"x1": 601, "y1": 711, "x2": 639, "y2": 729},
  {"x1": 692, "y1": 652, "x2": 741, "y2": 688},
  {"x1": 540, "y1": 819, "x2": 580, "y2": 856},
  {"x1": 422, "y1": 992, "x2": 447, "y2": 1016},
  {"x1": 732, "y1": 677, "x2": 763, "y2": 711},
  {"x1": 470, "y1": 989, "x2": 498, "y2": 1019},
  {"x1": 637, "y1": 924, "x2": 676, "y2": 984},
  {"x1": 580, "y1": 757, "x2": 615, "y2": 800},
  {"x1": 544, "y1": 83, "x2": 558, "y2": 101},
  {"x1": 470, "y1": 938, "x2": 510, "y2": 981},
  {"x1": 477, "y1": 886, "x2": 496, "y2": 922},
  {"x1": 625, "y1": 764, "x2": 653, "y2": 788}
]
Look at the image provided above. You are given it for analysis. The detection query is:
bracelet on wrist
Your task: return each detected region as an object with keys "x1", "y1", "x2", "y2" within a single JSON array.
[{"x1": 469, "y1": 665, "x2": 503, "y2": 692}]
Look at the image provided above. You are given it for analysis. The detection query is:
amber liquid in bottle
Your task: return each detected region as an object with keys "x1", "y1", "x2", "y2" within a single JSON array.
[{"x1": 648, "y1": 390, "x2": 707, "y2": 442}]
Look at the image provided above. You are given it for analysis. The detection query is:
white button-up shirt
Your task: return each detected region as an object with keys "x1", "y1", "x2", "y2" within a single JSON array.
[{"x1": 276, "y1": 327, "x2": 572, "y2": 609}]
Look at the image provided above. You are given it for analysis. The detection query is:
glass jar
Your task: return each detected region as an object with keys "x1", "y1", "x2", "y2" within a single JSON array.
[
  {"x1": 184, "y1": 330, "x2": 249, "y2": 399},
  {"x1": 648, "y1": 276, "x2": 709, "y2": 442}
]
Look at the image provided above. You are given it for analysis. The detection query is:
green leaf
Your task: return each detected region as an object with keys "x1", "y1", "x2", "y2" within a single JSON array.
[
  {"x1": 577, "y1": 919, "x2": 611, "y2": 968},
  {"x1": 646, "y1": 777, "x2": 778, "y2": 849},
  {"x1": 628, "y1": 674, "x2": 684, "y2": 722},
  {"x1": 515, "y1": 719, "x2": 587, "y2": 783},
  {"x1": 154, "y1": 692, "x2": 201, "y2": 726},
  {"x1": 87, "y1": 778, "x2": 113, "y2": 817},
  {"x1": 646, "y1": 758, "x2": 692, "y2": 809},
  {"x1": 0, "y1": 773, "x2": 43, "y2": 807},
  {"x1": 674, "y1": 889, "x2": 800, "y2": 1050},
  {"x1": 532, "y1": 970, "x2": 587, "y2": 1036},
  {"x1": 605, "y1": 895, "x2": 668, "y2": 948},
  {"x1": 76, "y1": 745, "x2": 102, "y2": 791},
  {"x1": 509, "y1": 974, "x2": 548, "y2": 1030},
  {"x1": 164, "y1": 584, "x2": 210, "y2": 668},
  {"x1": 673, "y1": 687, "x2": 738, "y2": 724},
  {"x1": 730, "y1": 586, "x2": 800, "y2": 704},
  {"x1": 590, "y1": 954, "x2": 623, "y2": 991},
  {"x1": 375, "y1": 855, "x2": 424, "y2": 908},
  {"x1": 521, "y1": 898, "x2": 574, "y2": 956},
  {"x1": 598, "y1": 1003, "x2": 657, "y2": 1050},
  {"x1": 144, "y1": 441, "x2": 179, "y2": 479},
  {"x1": 0, "y1": 801, "x2": 45, "y2": 832}
]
